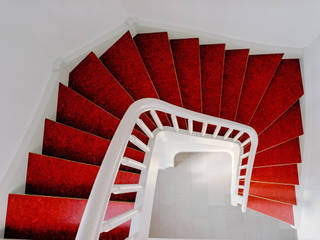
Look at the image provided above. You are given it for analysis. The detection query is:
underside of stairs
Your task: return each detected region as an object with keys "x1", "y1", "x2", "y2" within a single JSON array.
[{"x1": 4, "y1": 30, "x2": 303, "y2": 239}]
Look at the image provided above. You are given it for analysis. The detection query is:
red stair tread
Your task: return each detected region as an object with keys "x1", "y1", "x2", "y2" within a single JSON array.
[
  {"x1": 170, "y1": 38, "x2": 202, "y2": 113},
  {"x1": 134, "y1": 32, "x2": 182, "y2": 108},
  {"x1": 200, "y1": 44, "x2": 225, "y2": 117},
  {"x1": 236, "y1": 54, "x2": 283, "y2": 124},
  {"x1": 134, "y1": 32, "x2": 186, "y2": 129},
  {"x1": 249, "y1": 182, "x2": 296, "y2": 205},
  {"x1": 251, "y1": 164, "x2": 299, "y2": 185},
  {"x1": 5, "y1": 194, "x2": 133, "y2": 239},
  {"x1": 57, "y1": 83, "x2": 148, "y2": 144},
  {"x1": 257, "y1": 101, "x2": 303, "y2": 152},
  {"x1": 43, "y1": 119, "x2": 144, "y2": 168},
  {"x1": 69, "y1": 52, "x2": 155, "y2": 131},
  {"x1": 69, "y1": 52, "x2": 134, "y2": 119},
  {"x1": 26, "y1": 153, "x2": 139, "y2": 201},
  {"x1": 100, "y1": 31, "x2": 170, "y2": 126},
  {"x1": 247, "y1": 195, "x2": 294, "y2": 225},
  {"x1": 100, "y1": 31, "x2": 158, "y2": 100},
  {"x1": 249, "y1": 59, "x2": 304, "y2": 133},
  {"x1": 254, "y1": 138, "x2": 301, "y2": 167},
  {"x1": 220, "y1": 49, "x2": 249, "y2": 121}
]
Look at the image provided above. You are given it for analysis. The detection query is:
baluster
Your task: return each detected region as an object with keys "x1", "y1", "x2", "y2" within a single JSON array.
[
  {"x1": 171, "y1": 114, "x2": 179, "y2": 132},
  {"x1": 241, "y1": 138, "x2": 251, "y2": 147},
  {"x1": 233, "y1": 131, "x2": 244, "y2": 142},
  {"x1": 213, "y1": 125, "x2": 221, "y2": 137},
  {"x1": 241, "y1": 152, "x2": 250, "y2": 159},
  {"x1": 224, "y1": 128, "x2": 233, "y2": 139},
  {"x1": 150, "y1": 110, "x2": 163, "y2": 129},
  {"x1": 188, "y1": 119, "x2": 193, "y2": 133},
  {"x1": 100, "y1": 209, "x2": 139, "y2": 233},
  {"x1": 201, "y1": 123, "x2": 207, "y2": 136},
  {"x1": 129, "y1": 135, "x2": 150, "y2": 152},
  {"x1": 122, "y1": 157, "x2": 146, "y2": 170},
  {"x1": 240, "y1": 164, "x2": 248, "y2": 169},
  {"x1": 136, "y1": 119, "x2": 154, "y2": 139},
  {"x1": 112, "y1": 184, "x2": 143, "y2": 194}
]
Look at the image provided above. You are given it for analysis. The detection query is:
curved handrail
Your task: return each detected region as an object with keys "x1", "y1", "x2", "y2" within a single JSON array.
[{"x1": 76, "y1": 98, "x2": 258, "y2": 240}]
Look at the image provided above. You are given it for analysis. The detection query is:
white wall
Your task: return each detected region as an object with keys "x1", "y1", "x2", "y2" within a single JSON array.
[
  {"x1": 121, "y1": 0, "x2": 320, "y2": 49},
  {"x1": 297, "y1": 35, "x2": 320, "y2": 240},
  {"x1": 0, "y1": 0, "x2": 128, "y2": 236},
  {"x1": 0, "y1": 0, "x2": 127, "y2": 189}
]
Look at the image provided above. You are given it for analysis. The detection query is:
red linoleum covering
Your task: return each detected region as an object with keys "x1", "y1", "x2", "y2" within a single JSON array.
[
  {"x1": 248, "y1": 182, "x2": 296, "y2": 205},
  {"x1": 257, "y1": 101, "x2": 303, "y2": 152},
  {"x1": 69, "y1": 52, "x2": 134, "y2": 119},
  {"x1": 236, "y1": 54, "x2": 283, "y2": 124},
  {"x1": 26, "y1": 153, "x2": 139, "y2": 201},
  {"x1": 251, "y1": 164, "x2": 299, "y2": 185},
  {"x1": 134, "y1": 32, "x2": 186, "y2": 129},
  {"x1": 100, "y1": 31, "x2": 158, "y2": 101},
  {"x1": 220, "y1": 49, "x2": 249, "y2": 121},
  {"x1": 42, "y1": 119, "x2": 144, "y2": 169},
  {"x1": 200, "y1": 44, "x2": 225, "y2": 118},
  {"x1": 5, "y1": 194, "x2": 133, "y2": 239},
  {"x1": 99, "y1": 31, "x2": 170, "y2": 126},
  {"x1": 249, "y1": 59, "x2": 304, "y2": 133},
  {"x1": 247, "y1": 196, "x2": 294, "y2": 225},
  {"x1": 170, "y1": 38, "x2": 202, "y2": 113},
  {"x1": 134, "y1": 32, "x2": 183, "y2": 108},
  {"x1": 57, "y1": 84, "x2": 148, "y2": 144},
  {"x1": 254, "y1": 138, "x2": 301, "y2": 167},
  {"x1": 69, "y1": 52, "x2": 155, "y2": 131}
]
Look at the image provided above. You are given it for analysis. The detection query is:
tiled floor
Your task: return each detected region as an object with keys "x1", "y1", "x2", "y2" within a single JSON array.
[{"x1": 149, "y1": 152, "x2": 297, "y2": 239}]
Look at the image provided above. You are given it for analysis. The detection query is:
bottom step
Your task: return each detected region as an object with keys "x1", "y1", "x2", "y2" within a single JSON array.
[
  {"x1": 247, "y1": 195, "x2": 294, "y2": 225},
  {"x1": 5, "y1": 194, "x2": 134, "y2": 239}
]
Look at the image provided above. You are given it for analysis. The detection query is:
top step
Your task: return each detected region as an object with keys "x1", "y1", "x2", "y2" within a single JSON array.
[
  {"x1": 220, "y1": 49, "x2": 249, "y2": 121},
  {"x1": 100, "y1": 31, "x2": 159, "y2": 100},
  {"x1": 170, "y1": 38, "x2": 202, "y2": 113},
  {"x1": 134, "y1": 32, "x2": 183, "y2": 108},
  {"x1": 249, "y1": 59, "x2": 303, "y2": 133},
  {"x1": 200, "y1": 44, "x2": 225, "y2": 117},
  {"x1": 236, "y1": 54, "x2": 283, "y2": 124}
]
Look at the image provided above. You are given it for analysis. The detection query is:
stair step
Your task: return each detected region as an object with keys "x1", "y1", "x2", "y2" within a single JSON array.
[
  {"x1": 134, "y1": 32, "x2": 183, "y2": 108},
  {"x1": 247, "y1": 195, "x2": 294, "y2": 225},
  {"x1": 249, "y1": 182, "x2": 296, "y2": 205},
  {"x1": 236, "y1": 54, "x2": 283, "y2": 124},
  {"x1": 240, "y1": 181, "x2": 296, "y2": 205},
  {"x1": 134, "y1": 32, "x2": 186, "y2": 129},
  {"x1": 251, "y1": 164, "x2": 299, "y2": 185},
  {"x1": 220, "y1": 49, "x2": 249, "y2": 121},
  {"x1": 69, "y1": 52, "x2": 156, "y2": 131},
  {"x1": 257, "y1": 101, "x2": 303, "y2": 152},
  {"x1": 42, "y1": 119, "x2": 144, "y2": 172},
  {"x1": 200, "y1": 44, "x2": 225, "y2": 118},
  {"x1": 254, "y1": 138, "x2": 301, "y2": 167},
  {"x1": 170, "y1": 38, "x2": 202, "y2": 113},
  {"x1": 100, "y1": 31, "x2": 170, "y2": 126},
  {"x1": 4, "y1": 194, "x2": 133, "y2": 239},
  {"x1": 26, "y1": 153, "x2": 139, "y2": 201},
  {"x1": 249, "y1": 59, "x2": 304, "y2": 133},
  {"x1": 100, "y1": 31, "x2": 158, "y2": 100},
  {"x1": 56, "y1": 83, "x2": 148, "y2": 144}
]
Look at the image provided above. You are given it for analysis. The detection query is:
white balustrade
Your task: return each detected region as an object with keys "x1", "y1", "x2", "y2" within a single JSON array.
[{"x1": 76, "y1": 98, "x2": 258, "y2": 240}]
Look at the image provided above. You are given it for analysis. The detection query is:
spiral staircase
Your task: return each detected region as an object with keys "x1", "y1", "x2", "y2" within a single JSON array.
[{"x1": 4, "y1": 31, "x2": 303, "y2": 239}]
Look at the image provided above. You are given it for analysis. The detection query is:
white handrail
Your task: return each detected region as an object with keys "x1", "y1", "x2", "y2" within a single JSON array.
[{"x1": 75, "y1": 98, "x2": 258, "y2": 240}]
